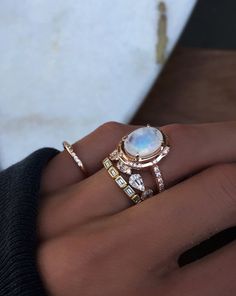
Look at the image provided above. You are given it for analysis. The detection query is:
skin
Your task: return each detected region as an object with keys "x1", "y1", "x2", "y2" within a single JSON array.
[{"x1": 38, "y1": 121, "x2": 236, "y2": 296}]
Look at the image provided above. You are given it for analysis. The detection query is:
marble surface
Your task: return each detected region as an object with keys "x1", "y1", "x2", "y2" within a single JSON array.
[{"x1": 0, "y1": 0, "x2": 196, "y2": 168}]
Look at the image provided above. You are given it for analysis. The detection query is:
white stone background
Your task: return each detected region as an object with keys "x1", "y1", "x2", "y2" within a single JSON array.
[{"x1": 0, "y1": 0, "x2": 196, "y2": 168}]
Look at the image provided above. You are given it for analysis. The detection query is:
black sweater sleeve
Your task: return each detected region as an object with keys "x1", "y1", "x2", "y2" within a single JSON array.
[{"x1": 0, "y1": 148, "x2": 59, "y2": 296}]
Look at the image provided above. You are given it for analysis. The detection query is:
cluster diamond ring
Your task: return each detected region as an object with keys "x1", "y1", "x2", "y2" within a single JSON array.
[{"x1": 104, "y1": 125, "x2": 170, "y2": 204}]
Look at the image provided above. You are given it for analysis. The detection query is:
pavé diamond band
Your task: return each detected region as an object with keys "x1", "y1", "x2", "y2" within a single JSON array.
[
  {"x1": 108, "y1": 125, "x2": 170, "y2": 199},
  {"x1": 63, "y1": 141, "x2": 87, "y2": 176}
]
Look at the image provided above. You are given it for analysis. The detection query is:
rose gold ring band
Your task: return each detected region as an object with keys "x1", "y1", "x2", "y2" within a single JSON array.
[{"x1": 63, "y1": 141, "x2": 87, "y2": 176}]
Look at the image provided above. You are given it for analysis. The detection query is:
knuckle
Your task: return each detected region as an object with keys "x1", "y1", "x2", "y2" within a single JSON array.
[
  {"x1": 163, "y1": 123, "x2": 184, "y2": 132},
  {"x1": 99, "y1": 121, "x2": 124, "y2": 132},
  {"x1": 76, "y1": 230, "x2": 114, "y2": 268},
  {"x1": 55, "y1": 236, "x2": 102, "y2": 281},
  {"x1": 207, "y1": 163, "x2": 236, "y2": 211},
  {"x1": 162, "y1": 123, "x2": 194, "y2": 142}
]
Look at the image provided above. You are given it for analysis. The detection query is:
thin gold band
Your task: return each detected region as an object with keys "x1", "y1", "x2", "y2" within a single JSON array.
[
  {"x1": 103, "y1": 158, "x2": 142, "y2": 204},
  {"x1": 63, "y1": 141, "x2": 87, "y2": 176}
]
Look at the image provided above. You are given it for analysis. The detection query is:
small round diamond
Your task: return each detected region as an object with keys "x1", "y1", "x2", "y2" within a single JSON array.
[{"x1": 141, "y1": 189, "x2": 154, "y2": 200}]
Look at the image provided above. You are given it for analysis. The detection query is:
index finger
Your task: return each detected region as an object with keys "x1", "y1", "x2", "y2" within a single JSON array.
[{"x1": 40, "y1": 122, "x2": 136, "y2": 195}]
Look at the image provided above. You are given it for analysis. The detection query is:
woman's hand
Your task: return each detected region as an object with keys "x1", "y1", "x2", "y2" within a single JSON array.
[{"x1": 38, "y1": 121, "x2": 236, "y2": 296}]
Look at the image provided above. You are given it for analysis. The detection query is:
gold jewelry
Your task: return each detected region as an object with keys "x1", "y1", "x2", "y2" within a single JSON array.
[
  {"x1": 109, "y1": 125, "x2": 170, "y2": 195},
  {"x1": 103, "y1": 158, "x2": 142, "y2": 204},
  {"x1": 63, "y1": 141, "x2": 87, "y2": 176}
]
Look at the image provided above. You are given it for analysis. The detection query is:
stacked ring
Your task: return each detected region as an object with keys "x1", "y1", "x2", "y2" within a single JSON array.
[
  {"x1": 103, "y1": 158, "x2": 142, "y2": 204},
  {"x1": 103, "y1": 125, "x2": 170, "y2": 204}
]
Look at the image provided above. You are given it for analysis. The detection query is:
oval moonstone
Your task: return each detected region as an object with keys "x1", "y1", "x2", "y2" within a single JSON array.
[{"x1": 124, "y1": 127, "x2": 163, "y2": 158}]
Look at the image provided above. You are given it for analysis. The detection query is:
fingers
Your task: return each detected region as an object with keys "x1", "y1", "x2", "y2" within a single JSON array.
[
  {"x1": 38, "y1": 169, "x2": 134, "y2": 240},
  {"x1": 40, "y1": 122, "x2": 135, "y2": 195},
  {"x1": 164, "y1": 240, "x2": 236, "y2": 296},
  {"x1": 41, "y1": 120, "x2": 236, "y2": 196},
  {"x1": 39, "y1": 122, "x2": 236, "y2": 241},
  {"x1": 121, "y1": 163, "x2": 236, "y2": 267},
  {"x1": 160, "y1": 121, "x2": 236, "y2": 187},
  {"x1": 38, "y1": 216, "x2": 236, "y2": 296},
  {"x1": 38, "y1": 224, "x2": 153, "y2": 296}
]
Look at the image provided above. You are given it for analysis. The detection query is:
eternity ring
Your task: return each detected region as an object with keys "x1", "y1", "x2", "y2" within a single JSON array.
[
  {"x1": 104, "y1": 125, "x2": 170, "y2": 203},
  {"x1": 63, "y1": 141, "x2": 87, "y2": 176},
  {"x1": 103, "y1": 158, "x2": 142, "y2": 204}
]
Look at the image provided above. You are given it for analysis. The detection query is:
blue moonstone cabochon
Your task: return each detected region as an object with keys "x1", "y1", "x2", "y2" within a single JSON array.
[{"x1": 124, "y1": 127, "x2": 163, "y2": 157}]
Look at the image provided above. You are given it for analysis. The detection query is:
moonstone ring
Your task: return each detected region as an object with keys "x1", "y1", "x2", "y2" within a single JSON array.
[{"x1": 109, "y1": 125, "x2": 170, "y2": 196}]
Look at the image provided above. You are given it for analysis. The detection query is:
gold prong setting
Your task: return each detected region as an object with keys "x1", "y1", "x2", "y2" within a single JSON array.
[
  {"x1": 108, "y1": 166, "x2": 119, "y2": 179},
  {"x1": 103, "y1": 157, "x2": 113, "y2": 170}
]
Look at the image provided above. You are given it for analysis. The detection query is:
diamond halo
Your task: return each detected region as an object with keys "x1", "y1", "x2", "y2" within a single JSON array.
[{"x1": 105, "y1": 125, "x2": 170, "y2": 204}]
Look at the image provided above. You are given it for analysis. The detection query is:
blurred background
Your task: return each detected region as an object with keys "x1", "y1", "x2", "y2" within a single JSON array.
[
  {"x1": 1, "y1": 0, "x2": 236, "y2": 169},
  {"x1": 133, "y1": 0, "x2": 236, "y2": 125}
]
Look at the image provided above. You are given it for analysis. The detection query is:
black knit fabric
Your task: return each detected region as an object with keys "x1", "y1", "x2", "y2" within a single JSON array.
[{"x1": 0, "y1": 148, "x2": 59, "y2": 296}]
